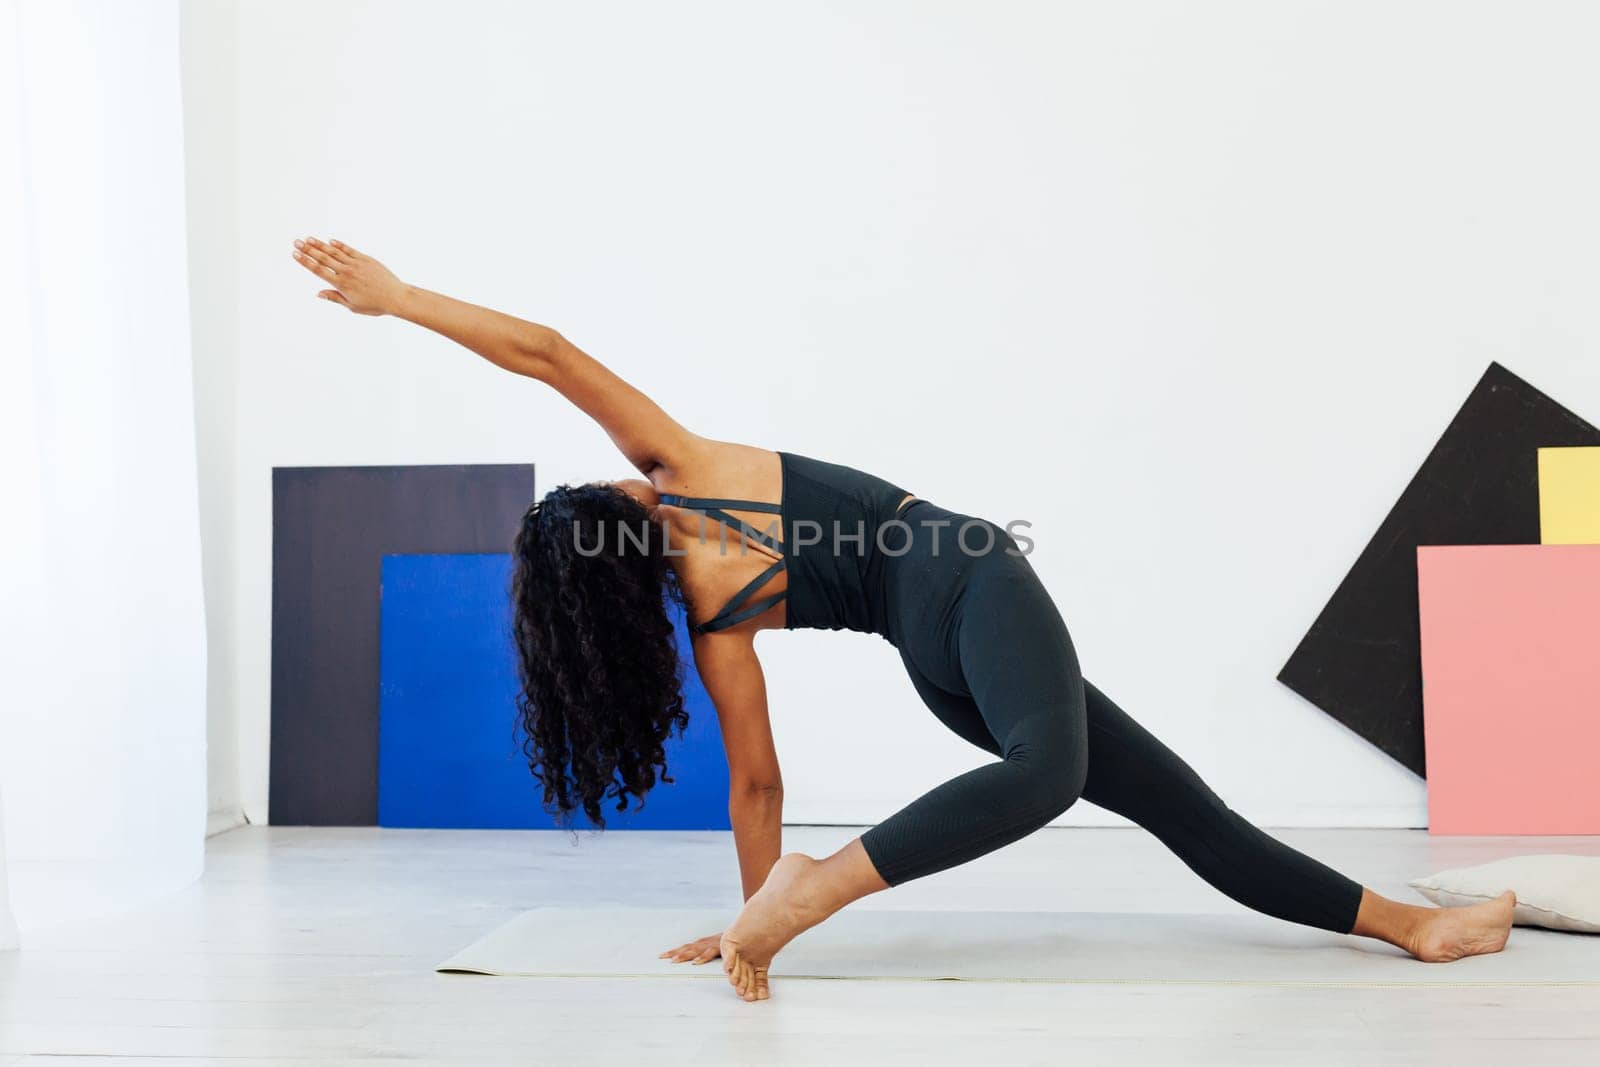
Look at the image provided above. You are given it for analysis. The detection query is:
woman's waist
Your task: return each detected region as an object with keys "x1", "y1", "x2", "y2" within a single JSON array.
[
  {"x1": 881, "y1": 499, "x2": 1019, "y2": 558},
  {"x1": 781, "y1": 499, "x2": 919, "y2": 563},
  {"x1": 784, "y1": 499, "x2": 1014, "y2": 574},
  {"x1": 880, "y1": 500, "x2": 1026, "y2": 627},
  {"x1": 779, "y1": 497, "x2": 1022, "y2": 634},
  {"x1": 779, "y1": 503, "x2": 909, "y2": 634}
]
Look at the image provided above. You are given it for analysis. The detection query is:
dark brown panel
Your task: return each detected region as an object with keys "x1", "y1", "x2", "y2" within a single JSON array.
[{"x1": 270, "y1": 464, "x2": 535, "y2": 824}]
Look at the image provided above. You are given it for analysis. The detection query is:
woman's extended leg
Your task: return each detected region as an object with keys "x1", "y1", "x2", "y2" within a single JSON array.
[
  {"x1": 1078, "y1": 679, "x2": 1363, "y2": 932},
  {"x1": 1076, "y1": 679, "x2": 1514, "y2": 959}
]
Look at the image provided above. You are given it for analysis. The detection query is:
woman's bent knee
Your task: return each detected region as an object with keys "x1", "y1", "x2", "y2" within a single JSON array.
[
  {"x1": 1004, "y1": 716, "x2": 1087, "y2": 822},
  {"x1": 1033, "y1": 761, "x2": 1086, "y2": 821}
]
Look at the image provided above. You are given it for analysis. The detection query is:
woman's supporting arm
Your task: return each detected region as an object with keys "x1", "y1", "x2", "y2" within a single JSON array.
[
  {"x1": 728, "y1": 784, "x2": 785, "y2": 903},
  {"x1": 693, "y1": 632, "x2": 784, "y2": 900},
  {"x1": 292, "y1": 236, "x2": 701, "y2": 476}
]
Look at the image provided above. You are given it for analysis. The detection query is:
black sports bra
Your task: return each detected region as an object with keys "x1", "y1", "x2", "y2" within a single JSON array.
[{"x1": 657, "y1": 492, "x2": 787, "y2": 635}]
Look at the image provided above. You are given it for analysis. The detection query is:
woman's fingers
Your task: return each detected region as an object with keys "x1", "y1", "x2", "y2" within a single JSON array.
[
  {"x1": 659, "y1": 938, "x2": 711, "y2": 962},
  {"x1": 289, "y1": 244, "x2": 320, "y2": 277},
  {"x1": 296, "y1": 240, "x2": 341, "y2": 274},
  {"x1": 292, "y1": 237, "x2": 352, "y2": 278},
  {"x1": 305, "y1": 236, "x2": 355, "y2": 266},
  {"x1": 318, "y1": 289, "x2": 350, "y2": 307},
  {"x1": 329, "y1": 238, "x2": 360, "y2": 261},
  {"x1": 659, "y1": 934, "x2": 720, "y2": 964},
  {"x1": 297, "y1": 255, "x2": 334, "y2": 281},
  {"x1": 291, "y1": 247, "x2": 337, "y2": 282}
]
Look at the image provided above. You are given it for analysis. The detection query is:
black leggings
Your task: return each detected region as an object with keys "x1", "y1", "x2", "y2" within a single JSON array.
[{"x1": 860, "y1": 502, "x2": 1364, "y2": 935}]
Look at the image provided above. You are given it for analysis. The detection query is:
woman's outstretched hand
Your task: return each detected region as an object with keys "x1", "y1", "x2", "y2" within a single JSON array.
[
  {"x1": 291, "y1": 236, "x2": 406, "y2": 316},
  {"x1": 659, "y1": 932, "x2": 723, "y2": 965}
]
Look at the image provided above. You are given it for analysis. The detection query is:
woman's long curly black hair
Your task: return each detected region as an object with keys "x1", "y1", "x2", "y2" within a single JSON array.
[{"x1": 511, "y1": 482, "x2": 689, "y2": 828}]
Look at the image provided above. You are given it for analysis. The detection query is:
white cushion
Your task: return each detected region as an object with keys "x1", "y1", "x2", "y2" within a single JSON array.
[{"x1": 1409, "y1": 854, "x2": 1600, "y2": 933}]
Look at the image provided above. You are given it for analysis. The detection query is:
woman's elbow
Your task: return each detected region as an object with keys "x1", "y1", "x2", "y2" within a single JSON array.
[
  {"x1": 730, "y1": 778, "x2": 783, "y2": 800},
  {"x1": 515, "y1": 324, "x2": 562, "y2": 380}
]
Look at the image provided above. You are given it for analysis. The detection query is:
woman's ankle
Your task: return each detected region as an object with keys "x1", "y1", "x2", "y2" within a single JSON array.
[
  {"x1": 802, "y1": 840, "x2": 891, "y2": 917},
  {"x1": 1350, "y1": 887, "x2": 1430, "y2": 951}
]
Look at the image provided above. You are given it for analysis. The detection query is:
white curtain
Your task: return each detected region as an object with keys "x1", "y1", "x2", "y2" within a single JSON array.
[
  {"x1": 0, "y1": 0, "x2": 206, "y2": 938},
  {"x1": 0, "y1": 794, "x2": 14, "y2": 950}
]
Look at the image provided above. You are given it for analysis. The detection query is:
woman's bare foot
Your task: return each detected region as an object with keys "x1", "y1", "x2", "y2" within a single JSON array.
[
  {"x1": 715, "y1": 839, "x2": 890, "y2": 1002},
  {"x1": 1406, "y1": 890, "x2": 1517, "y2": 962},
  {"x1": 720, "y1": 853, "x2": 830, "y2": 1002}
]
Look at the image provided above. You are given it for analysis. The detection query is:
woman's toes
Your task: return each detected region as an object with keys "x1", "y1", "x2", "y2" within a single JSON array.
[
  {"x1": 727, "y1": 958, "x2": 741, "y2": 993},
  {"x1": 743, "y1": 961, "x2": 758, "y2": 1001},
  {"x1": 736, "y1": 959, "x2": 753, "y2": 1000}
]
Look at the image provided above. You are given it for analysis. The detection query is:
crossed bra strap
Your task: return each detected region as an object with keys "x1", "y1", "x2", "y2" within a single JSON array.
[{"x1": 657, "y1": 494, "x2": 787, "y2": 634}]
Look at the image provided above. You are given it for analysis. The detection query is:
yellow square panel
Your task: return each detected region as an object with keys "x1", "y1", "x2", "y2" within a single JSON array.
[{"x1": 1539, "y1": 446, "x2": 1600, "y2": 544}]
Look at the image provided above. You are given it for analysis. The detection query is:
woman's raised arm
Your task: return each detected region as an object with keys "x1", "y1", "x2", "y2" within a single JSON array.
[{"x1": 292, "y1": 236, "x2": 701, "y2": 477}]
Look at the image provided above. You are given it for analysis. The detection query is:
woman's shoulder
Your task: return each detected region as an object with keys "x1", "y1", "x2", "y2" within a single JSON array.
[{"x1": 653, "y1": 439, "x2": 784, "y2": 503}]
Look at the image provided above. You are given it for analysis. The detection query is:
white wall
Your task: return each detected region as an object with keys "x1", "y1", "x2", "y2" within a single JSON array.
[{"x1": 187, "y1": 0, "x2": 1600, "y2": 829}]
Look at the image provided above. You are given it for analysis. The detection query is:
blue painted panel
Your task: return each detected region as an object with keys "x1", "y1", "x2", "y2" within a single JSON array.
[{"x1": 378, "y1": 553, "x2": 729, "y2": 829}]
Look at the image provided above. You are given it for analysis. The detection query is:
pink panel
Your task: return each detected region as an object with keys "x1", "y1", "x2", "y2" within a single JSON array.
[{"x1": 1417, "y1": 544, "x2": 1600, "y2": 834}]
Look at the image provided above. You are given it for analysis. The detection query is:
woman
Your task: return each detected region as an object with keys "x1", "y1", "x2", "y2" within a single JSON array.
[{"x1": 292, "y1": 236, "x2": 1516, "y2": 1003}]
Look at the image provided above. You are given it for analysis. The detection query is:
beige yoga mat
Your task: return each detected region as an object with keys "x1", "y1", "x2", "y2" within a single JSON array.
[{"x1": 438, "y1": 907, "x2": 1600, "y2": 987}]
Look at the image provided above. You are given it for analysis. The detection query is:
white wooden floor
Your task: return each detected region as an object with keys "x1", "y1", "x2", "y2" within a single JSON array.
[{"x1": 2, "y1": 825, "x2": 1598, "y2": 1066}]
